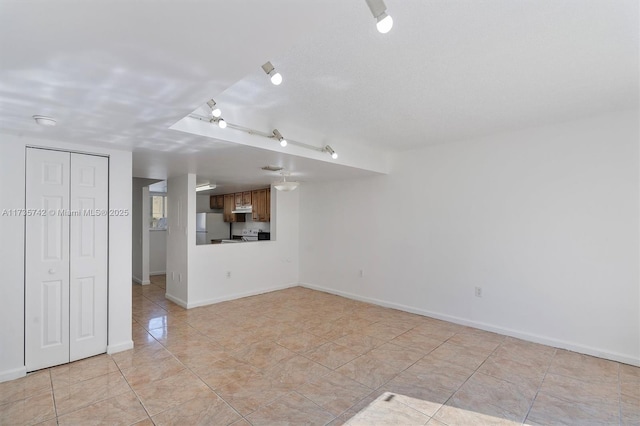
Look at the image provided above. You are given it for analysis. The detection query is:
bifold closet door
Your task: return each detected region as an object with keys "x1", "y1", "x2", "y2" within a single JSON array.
[
  {"x1": 25, "y1": 149, "x2": 71, "y2": 371},
  {"x1": 69, "y1": 153, "x2": 108, "y2": 362},
  {"x1": 25, "y1": 148, "x2": 108, "y2": 371}
]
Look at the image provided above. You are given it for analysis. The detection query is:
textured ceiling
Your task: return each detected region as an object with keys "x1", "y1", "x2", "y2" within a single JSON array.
[{"x1": 1, "y1": 0, "x2": 637, "y2": 186}]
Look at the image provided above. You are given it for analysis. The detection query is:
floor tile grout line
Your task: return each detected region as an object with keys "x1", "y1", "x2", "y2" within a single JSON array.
[{"x1": 522, "y1": 347, "x2": 557, "y2": 425}]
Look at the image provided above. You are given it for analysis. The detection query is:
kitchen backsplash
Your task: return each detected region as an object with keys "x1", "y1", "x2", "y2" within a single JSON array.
[{"x1": 232, "y1": 219, "x2": 270, "y2": 234}]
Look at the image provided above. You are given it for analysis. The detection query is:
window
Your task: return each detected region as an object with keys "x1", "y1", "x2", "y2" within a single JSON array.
[{"x1": 150, "y1": 193, "x2": 167, "y2": 229}]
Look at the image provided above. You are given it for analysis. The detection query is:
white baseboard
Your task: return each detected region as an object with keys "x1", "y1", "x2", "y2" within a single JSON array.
[
  {"x1": 185, "y1": 283, "x2": 299, "y2": 309},
  {"x1": 132, "y1": 275, "x2": 150, "y2": 285},
  {"x1": 0, "y1": 366, "x2": 27, "y2": 383},
  {"x1": 107, "y1": 340, "x2": 134, "y2": 355},
  {"x1": 150, "y1": 271, "x2": 166, "y2": 276},
  {"x1": 300, "y1": 282, "x2": 640, "y2": 367},
  {"x1": 165, "y1": 293, "x2": 188, "y2": 308}
]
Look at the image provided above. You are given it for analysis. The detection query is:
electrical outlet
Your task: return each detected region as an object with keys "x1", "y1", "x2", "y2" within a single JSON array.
[
  {"x1": 226, "y1": 271, "x2": 231, "y2": 279},
  {"x1": 475, "y1": 286, "x2": 482, "y2": 298}
]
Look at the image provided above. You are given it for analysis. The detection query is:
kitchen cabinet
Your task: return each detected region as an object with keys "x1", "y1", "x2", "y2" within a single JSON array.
[
  {"x1": 251, "y1": 188, "x2": 269, "y2": 222},
  {"x1": 235, "y1": 193, "x2": 243, "y2": 208},
  {"x1": 223, "y1": 193, "x2": 245, "y2": 223},
  {"x1": 210, "y1": 194, "x2": 224, "y2": 210},
  {"x1": 242, "y1": 191, "x2": 252, "y2": 206},
  {"x1": 266, "y1": 188, "x2": 271, "y2": 221}
]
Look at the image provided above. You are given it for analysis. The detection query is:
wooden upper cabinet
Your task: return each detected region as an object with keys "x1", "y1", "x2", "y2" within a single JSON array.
[
  {"x1": 210, "y1": 195, "x2": 224, "y2": 210},
  {"x1": 242, "y1": 191, "x2": 252, "y2": 206},
  {"x1": 234, "y1": 193, "x2": 243, "y2": 208},
  {"x1": 251, "y1": 188, "x2": 268, "y2": 222},
  {"x1": 223, "y1": 194, "x2": 244, "y2": 222},
  {"x1": 266, "y1": 188, "x2": 271, "y2": 222}
]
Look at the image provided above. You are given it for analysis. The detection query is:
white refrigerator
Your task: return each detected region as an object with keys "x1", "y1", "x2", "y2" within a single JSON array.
[{"x1": 196, "y1": 213, "x2": 229, "y2": 245}]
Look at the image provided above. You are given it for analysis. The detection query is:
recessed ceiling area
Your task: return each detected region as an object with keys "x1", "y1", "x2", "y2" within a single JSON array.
[{"x1": 0, "y1": 1, "x2": 637, "y2": 183}]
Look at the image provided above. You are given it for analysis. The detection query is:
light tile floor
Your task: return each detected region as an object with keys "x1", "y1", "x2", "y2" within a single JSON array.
[{"x1": 1, "y1": 274, "x2": 638, "y2": 425}]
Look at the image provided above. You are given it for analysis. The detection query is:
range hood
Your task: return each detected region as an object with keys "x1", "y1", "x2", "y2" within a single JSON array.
[{"x1": 232, "y1": 205, "x2": 252, "y2": 214}]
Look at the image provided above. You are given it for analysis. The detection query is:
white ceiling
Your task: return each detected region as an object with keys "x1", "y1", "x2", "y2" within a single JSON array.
[{"x1": 1, "y1": 1, "x2": 637, "y2": 189}]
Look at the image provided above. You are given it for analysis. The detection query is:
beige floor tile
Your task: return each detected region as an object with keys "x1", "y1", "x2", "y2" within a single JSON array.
[
  {"x1": 336, "y1": 353, "x2": 400, "y2": 389},
  {"x1": 346, "y1": 392, "x2": 430, "y2": 425},
  {"x1": 110, "y1": 341, "x2": 173, "y2": 370},
  {"x1": 231, "y1": 341, "x2": 295, "y2": 369},
  {"x1": 0, "y1": 389, "x2": 55, "y2": 425},
  {"x1": 306, "y1": 342, "x2": 362, "y2": 370},
  {"x1": 621, "y1": 393, "x2": 640, "y2": 425},
  {"x1": 333, "y1": 333, "x2": 385, "y2": 355},
  {"x1": 57, "y1": 390, "x2": 148, "y2": 426},
  {"x1": 198, "y1": 354, "x2": 262, "y2": 390},
  {"x1": 246, "y1": 391, "x2": 335, "y2": 425},
  {"x1": 121, "y1": 355, "x2": 185, "y2": 387},
  {"x1": 477, "y1": 352, "x2": 547, "y2": 391},
  {"x1": 130, "y1": 419, "x2": 154, "y2": 426},
  {"x1": 51, "y1": 354, "x2": 119, "y2": 388},
  {"x1": 276, "y1": 331, "x2": 329, "y2": 354},
  {"x1": 389, "y1": 329, "x2": 446, "y2": 353},
  {"x1": 548, "y1": 349, "x2": 619, "y2": 383},
  {"x1": 429, "y1": 341, "x2": 492, "y2": 370},
  {"x1": 443, "y1": 372, "x2": 537, "y2": 422},
  {"x1": 151, "y1": 392, "x2": 241, "y2": 426},
  {"x1": 0, "y1": 370, "x2": 51, "y2": 405},
  {"x1": 215, "y1": 373, "x2": 290, "y2": 416},
  {"x1": 298, "y1": 371, "x2": 372, "y2": 416},
  {"x1": 539, "y1": 372, "x2": 619, "y2": 406},
  {"x1": 54, "y1": 371, "x2": 131, "y2": 415},
  {"x1": 620, "y1": 363, "x2": 640, "y2": 399},
  {"x1": 264, "y1": 355, "x2": 331, "y2": 389},
  {"x1": 133, "y1": 369, "x2": 211, "y2": 416},
  {"x1": 360, "y1": 323, "x2": 408, "y2": 341},
  {"x1": 447, "y1": 330, "x2": 504, "y2": 352},
  {"x1": 368, "y1": 342, "x2": 424, "y2": 370},
  {"x1": 526, "y1": 391, "x2": 620, "y2": 425}
]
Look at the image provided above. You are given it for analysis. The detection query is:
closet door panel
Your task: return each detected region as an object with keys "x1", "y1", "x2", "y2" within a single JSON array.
[
  {"x1": 25, "y1": 148, "x2": 71, "y2": 371},
  {"x1": 69, "y1": 153, "x2": 108, "y2": 361}
]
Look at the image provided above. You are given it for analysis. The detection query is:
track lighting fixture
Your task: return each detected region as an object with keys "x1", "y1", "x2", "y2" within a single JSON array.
[
  {"x1": 324, "y1": 145, "x2": 338, "y2": 159},
  {"x1": 206, "y1": 99, "x2": 221, "y2": 118},
  {"x1": 210, "y1": 117, "x2": 227, "y2": 129},
  {"x1": 262, "y1": 61, "x2": 282, "y2": 85},
  {"x1": 365, "y1": 0, "x2": 393, "y2": 34},
  {"x1": 190, "y1": 114, "x2": 339, "y2": 161},
  {"x1": 272, "y1": 129, "x2": 287, "y2": 147}
]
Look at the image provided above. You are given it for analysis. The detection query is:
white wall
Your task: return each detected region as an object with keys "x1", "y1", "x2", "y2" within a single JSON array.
[
  {"x1": 149, "y1": 230, "x2": 167, "y2": 275},
  {"x1": 165, "y1": 174, "x2": 194, "y2": 306},
  {"x1": 132, "y1": 179, "x2": 150, "y2": 284},
  {"x1": 196, "y1": 194, "x2": 215, "y2": 213},
  {"x1": 187, "y1": 184, "x2": 298, "y2": 307},
  {"x1": 0, "y1": 134, "x2": 133, "y2": 382},
  {"x1": 299, "y1": 110, "x2": 640, "y2": 366}
]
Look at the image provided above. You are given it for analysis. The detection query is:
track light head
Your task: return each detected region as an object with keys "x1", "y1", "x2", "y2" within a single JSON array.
[
  {"x1": 324, "y1": 145, "x2": 338, "y2": 159},
  {"x1": 206, "y1": 99, "x2": 222, "y2": 118},
  {"x1": 365, "y1": 0, "x2": 393, "y2": 34},
  {"x1": 210, "y1": 117, "x2": 227, "y2": 129},
  {"x1": 262, "y1": 61, "x2": 282, "y2": 85},
  {"x1": 376, "y1": 12, "x2": 393, "y2": 33},
  {"x1": 272, "y1": 129, "x2": 287, "y2": 147}
]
